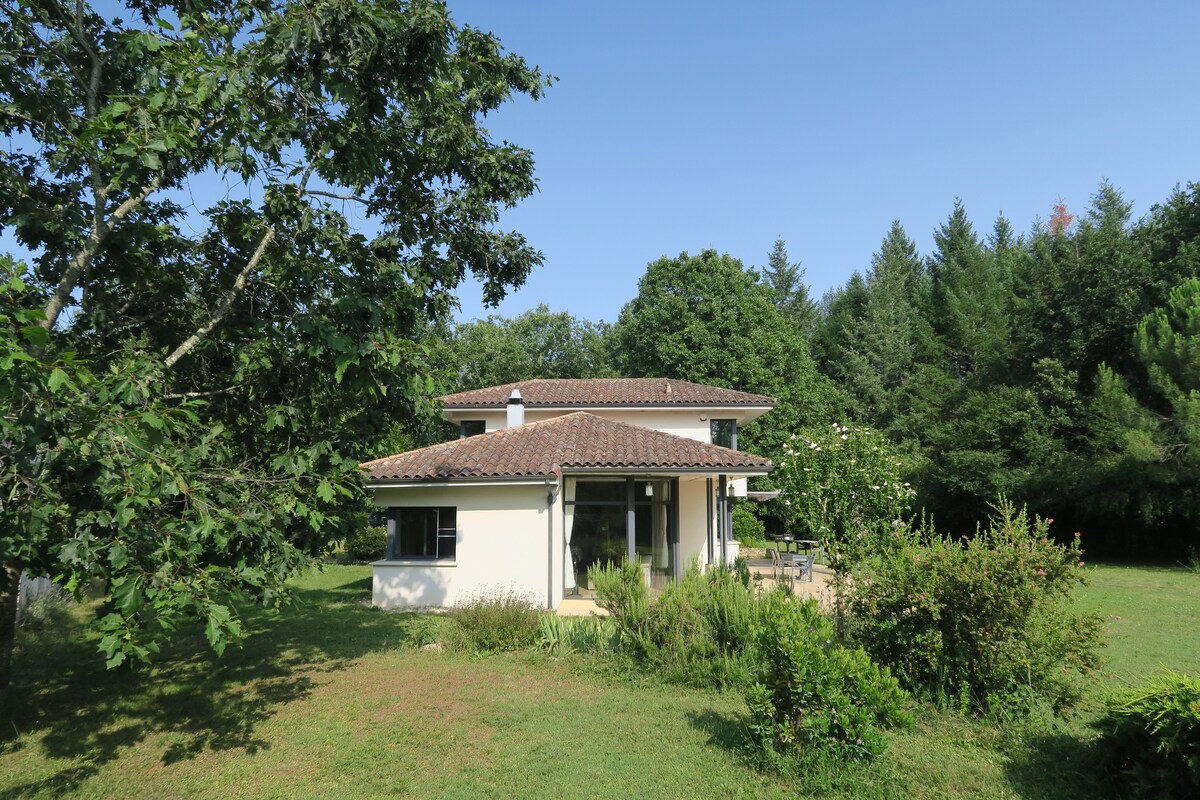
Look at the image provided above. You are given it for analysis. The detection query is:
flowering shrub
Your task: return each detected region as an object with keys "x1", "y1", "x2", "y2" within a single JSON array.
[
  {"x1": 775, "y1": 423, "x2": 915, "y2": 570},
  {"x1": 1094, "y1": 670, "x2": 1200, "y2": 799},
  {"x1": 747, "y1": 593, "x2": 911, "y2": 761},
  {"x1": 847, "y1": 500, "x2": 1103, "y2": 715}
]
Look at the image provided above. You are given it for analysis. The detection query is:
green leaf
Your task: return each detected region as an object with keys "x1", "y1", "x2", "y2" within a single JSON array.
[
  {"x1": 111, "y1": 576, "x2": 144, "y2": 615},
  {"x1": 205, "y1": 604, "x2": 233, "y2": 655},
  {"x1": 20, "y1": 325, "x2": 48, "y2": 348},
  {"x1": 46, "y1": 367, "x2": 72, "y2": 394}
]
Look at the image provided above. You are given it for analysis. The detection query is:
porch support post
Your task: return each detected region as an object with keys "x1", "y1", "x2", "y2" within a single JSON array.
[
  {"x1": 546, "y1": 478, "x2": 558, "y2": 610},
  {"x1": 626, "y1": 477, "x2": 636, "y2": 562},
  {"x1": 706, "y1": 478, "x2": 714, "y2": 566},
  {"x1": 385, "y1": 508, "x2": 397, "y2": 560},
  {"x1": 671, "y1": 477, "x2": 681, "y2": 583},
  {"x1": 718, "y1": 475, "x2": 728, "y2": 566}
]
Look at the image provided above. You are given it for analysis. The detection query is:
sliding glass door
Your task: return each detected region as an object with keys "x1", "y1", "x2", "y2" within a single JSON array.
[{"x1": 565, "y1": 477, "x2": 676, "y2": 595}]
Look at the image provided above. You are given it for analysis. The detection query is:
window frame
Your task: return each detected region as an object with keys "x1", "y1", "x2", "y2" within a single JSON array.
[
  {"x1": 387, "y1": 506, "x2": 457, "y2": 561},
  {"x1": 710, "y1": 418, "x2": 738, "y2": 450},
  {"x1": 459, "y1": 420, "x2": 486, "y2": 438}
]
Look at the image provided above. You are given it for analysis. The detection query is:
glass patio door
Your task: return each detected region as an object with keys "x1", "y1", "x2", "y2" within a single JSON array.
[{"x1": 564, "y1": 477, "x2": 676, "y2": 595}]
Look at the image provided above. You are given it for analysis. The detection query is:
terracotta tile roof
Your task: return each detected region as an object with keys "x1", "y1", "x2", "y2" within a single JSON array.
[
  {"x1": 360, "y1": 412, "x2": 772, "y2": 482},
  {"x1": 439, "y1": 378, "x2": 776, "y2": 409}
]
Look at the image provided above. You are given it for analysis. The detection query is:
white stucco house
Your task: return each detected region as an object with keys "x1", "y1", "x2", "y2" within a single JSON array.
[{"x1": 360, "y1": 378, "x2": 775, "y2": 610}]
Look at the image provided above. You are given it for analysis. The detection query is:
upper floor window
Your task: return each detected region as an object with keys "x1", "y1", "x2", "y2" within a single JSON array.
[
  {"x1": 460, "y1": 420, "x2": 486, "y2": 438},
  {"x1": 711, "y1": 418, "x2": 737, "y2": 450}
]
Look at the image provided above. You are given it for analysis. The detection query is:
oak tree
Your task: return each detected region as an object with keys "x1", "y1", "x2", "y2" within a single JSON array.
[{"x1": 0, "y1": 0, "x2": 548, "y2": 704}]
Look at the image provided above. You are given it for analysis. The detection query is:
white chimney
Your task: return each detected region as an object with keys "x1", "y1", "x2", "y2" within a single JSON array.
[{"x1": 506, "y1": 389, "x2": 525, "y2": 427}]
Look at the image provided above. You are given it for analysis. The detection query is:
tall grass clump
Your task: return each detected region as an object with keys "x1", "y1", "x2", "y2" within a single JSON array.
[
  {"x1": 445, "y1": 590, "x2": 541, "y2": 653},
  {"x1": 1094, "y1": 670, "x2": 1200, "y2": 799},
  {"x1": 848, "y1": 499, "x2": 1103, "y2": 716},
  {"x1": 538, "y1": 614, "x2": 622, "y2": 656},
  {"x1": 589, "y1": 559, "x2": 762, "y2": 688},
  {"x1": 747, "y1": 593, "x2": 911, "y2": 764},
  {"x1": 17, "y1": 582, "x2": 73, "y2": 629}
]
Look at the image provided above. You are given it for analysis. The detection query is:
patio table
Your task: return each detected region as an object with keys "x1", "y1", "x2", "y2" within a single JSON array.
[{"x1": 775, "y1": 536, "x2": 818, "y2": 555}]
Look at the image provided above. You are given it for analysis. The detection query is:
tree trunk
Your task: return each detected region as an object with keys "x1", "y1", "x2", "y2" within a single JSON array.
[{"x1": 0, "y1": 563, "x2": 21, "y2": 713}]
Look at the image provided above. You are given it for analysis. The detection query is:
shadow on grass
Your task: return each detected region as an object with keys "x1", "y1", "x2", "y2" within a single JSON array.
[
  {"x1": 687, "y1": 708, "x2": 752, "y2": 755},
  {"x1": 1001, "y1": 729, "x2": 1116, "y2": 800},
  {"x1": 1, "y1": 570, "x2": 423, "y2": 795}
]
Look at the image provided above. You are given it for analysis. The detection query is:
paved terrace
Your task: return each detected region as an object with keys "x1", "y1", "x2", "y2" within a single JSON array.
[{"x1": 557, "y1": 557, "x2": 834, "y2": 616}]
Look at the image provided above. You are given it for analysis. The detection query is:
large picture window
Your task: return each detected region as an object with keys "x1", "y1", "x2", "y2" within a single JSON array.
[{"x1": 392, "y1": 507, "x2": 457, "y2": 560}]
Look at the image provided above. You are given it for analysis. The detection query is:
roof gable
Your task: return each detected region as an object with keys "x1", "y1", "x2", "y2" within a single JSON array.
[
  {"x1": 360, "y1": 412, "x2": 772, "y2": 482},
  {"x1": 439, "y1": 378, "x2": 776, "y2": 409}
]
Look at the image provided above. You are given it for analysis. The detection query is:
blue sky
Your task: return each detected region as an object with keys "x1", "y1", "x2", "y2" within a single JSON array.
[
  {"x1": 5, "y1": 2, "x2": 1197, "y2": 327},
  {"x1": 447, "y1": 0, "x2": 1200, "y2": 323}
]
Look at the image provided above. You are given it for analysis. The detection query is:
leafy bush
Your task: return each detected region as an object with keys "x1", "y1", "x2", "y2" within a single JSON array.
[
  {"x1": 539, "y1": 614, "x2": 622, "y2": 656},
  {"x1": 747, "y1": 593, "x2": 911, "y2": 761},
  {"x1": 445, "y1": 590, "x2": 541, "y2": 653},
  {"x1": 732, "y1": 555, "x2": 752, "y2": 588},
  {"x1": 401, "y1": 615, "x2": 443, "y2": 648},
  {"x1": 588, "y1": 559, "x2": 650, "y2": 626},
  {"x1": 848, "y1": 500, "x2": 1103, "y2": 715},
  {"x1": 732, "y1": 504, "x2": 769, "y2": 548},
  {"x1": 1094, "y1": 671, "x2": 1200, "y2": 799},
  {"x1": 1181, "y1": 546, "x2": 1200, "y2": 575},
  {"x1": 590, "y1": 559, "x2": 762, "y2": 687},
  {"x1": 346, "y1": 525, "x2": 387, "y2": 562}
]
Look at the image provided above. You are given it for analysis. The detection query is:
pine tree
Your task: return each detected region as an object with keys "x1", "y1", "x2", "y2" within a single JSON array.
[
  {"x1": 928, "y1": 201, "x2": 1013, "y2": 382},
  {"x1": 761, "y1": 238, "x2": 818, "y2": 334}
]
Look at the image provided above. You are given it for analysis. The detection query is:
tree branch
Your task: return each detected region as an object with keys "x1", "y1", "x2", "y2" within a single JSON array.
[
  {"x1": 163, "y1": 164, "x2": 317, "y2": 369},
  {"x1": 305, "y1": 189, "x2": 369, "y2": 204},
  {"x1": 9, "y1": 11, "x2": 87, "y2": 90},
  {"x1": 44, "y1": 0, "x2": 103, "y2": 116},
  {"x1": 40, "y1": 174, "x2": 163, "y2": 331},
  {"x1": 163, "y1": 384, "x2": 242, "y2": 400}
]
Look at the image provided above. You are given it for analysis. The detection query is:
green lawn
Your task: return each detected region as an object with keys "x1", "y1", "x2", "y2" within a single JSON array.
[
  {"x1": 1, "y1": 563, "x2": 1196, "y2": 799},
  {"x1": 1075, "y1": 563, "x2": 1200, "y2": 685}
]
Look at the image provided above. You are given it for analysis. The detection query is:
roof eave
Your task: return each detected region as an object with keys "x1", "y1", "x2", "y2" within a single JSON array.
[
  {"x1": 561, "y1": 465, "x2": 772, "y2": 476},
  {"x1": 365, "y1": 476, "x2": 556, "y2": 488},
  {"x1": 365, "y1": 465, "x2": 773, "y2": 486},
  {"x1": 441, "y1": 402, "x2": 776, "y2": 411}
]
